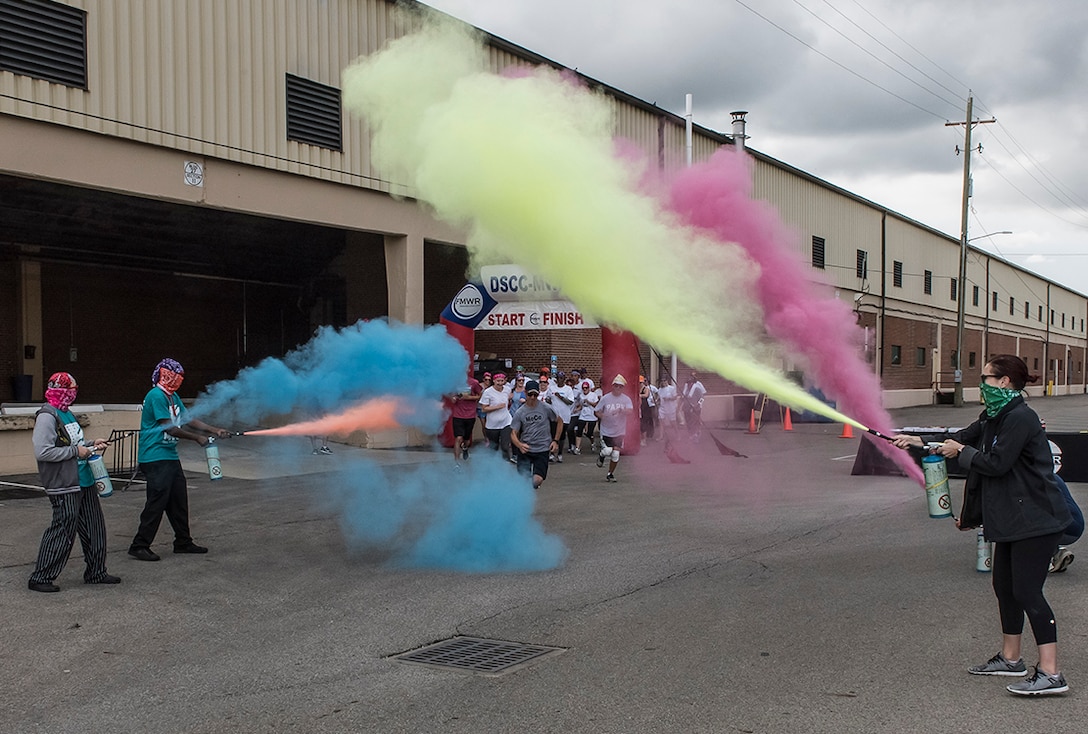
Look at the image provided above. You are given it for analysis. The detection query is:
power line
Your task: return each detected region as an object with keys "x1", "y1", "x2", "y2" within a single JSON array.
[
  {"x1": 796, "y1": 0, "x2": 963, "y2": 112},
  {"x1": 730, "y1": 0, "x2": 949, "y2": 121},
  {"x1": 976, "y1": 151, "x2": 1088, "y2": 230},
  {"x1": 971, "y1": 120, "x2": 1088, "y2": 223},
  {"x1": 974, "y1": 112, "x2": 1088, "y2": 219},
  {"x1": 842, "y1": 0, "x2": 972, "y2": 94},
  {"x1": 821, "y1": 0, "x2": 966, "y2": 103}
]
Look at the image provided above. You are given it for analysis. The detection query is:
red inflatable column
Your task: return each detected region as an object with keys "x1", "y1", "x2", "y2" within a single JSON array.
[
  {"x1": 439, "y1": 317, "x2": 476, "y2": 449},
  {"x1": 600, "y1": 327, "x2": 641, "y2": 455}
]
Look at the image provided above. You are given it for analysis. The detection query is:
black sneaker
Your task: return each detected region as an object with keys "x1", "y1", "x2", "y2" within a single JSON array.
[
  {"x1": 1006, "y1": 666, "x2": 1069, "y2": 695},
  {"x1": 462, "y1": 448, "x2": 469, "y2": 460},
  {"x1": 968, "y1": 652, "x2": 1028, "y2": 676},
  {"x1": 85, "y1": 574, "x2": 122, "y2": 585},
  {"x1": 596, "y1": 456, "x2": 605, "y2": 468},
  {"x1": 128, "y1": 548, "x2": 161, "y2": 562},
  {"x1": 174, "y1": 543, "x2": 209, "y2": 554},
  {"x1": 28, "y1": 579, "x2": 60, "y2": 593},
  {"x1": 606, "y1": 473, "x2": 616, "y2": 483}
]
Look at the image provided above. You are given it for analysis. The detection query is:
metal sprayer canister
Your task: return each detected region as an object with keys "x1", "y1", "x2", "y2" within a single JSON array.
[
  {"x1": 976, "y1": 527, "x2": 993, "y2": 572},
  {"x1": 205, "y1": 438, "x2": 223, "y2": 481},
  {"x1": 87, "y1": 453, "x2": 114, "y2": 497},
  {"x1": 921, "y1": 455, "x2": 952, "y2": 518}
]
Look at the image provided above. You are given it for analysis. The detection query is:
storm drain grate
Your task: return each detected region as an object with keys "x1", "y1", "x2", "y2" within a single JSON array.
[{"x1": 392, "y1": 636, "x2": 566, "y2": 676}]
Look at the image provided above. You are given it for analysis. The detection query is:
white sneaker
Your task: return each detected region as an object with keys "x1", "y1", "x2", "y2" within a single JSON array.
[
  {"x1": 1006, "y1": 666, "x2": 1069, "y2": 695},
  {"x1": 1050, "y1": 547, "x2": 1075, "y2": 573}
]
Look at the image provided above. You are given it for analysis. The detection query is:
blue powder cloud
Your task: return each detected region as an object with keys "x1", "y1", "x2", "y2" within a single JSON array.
[
  {"x1": 191, "y1": 318, "x2": 566, "y2": 573},
  {"x1": 192, "y1": 319, "x2": 469, "y2": 429},
  {"x1": 323, "y1": 452, "x2": 568, "y2": 573}
]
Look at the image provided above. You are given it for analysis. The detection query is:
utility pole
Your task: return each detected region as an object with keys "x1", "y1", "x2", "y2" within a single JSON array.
[{"x1": 945, "y1": 92, "x2": 995, "y2": 407}]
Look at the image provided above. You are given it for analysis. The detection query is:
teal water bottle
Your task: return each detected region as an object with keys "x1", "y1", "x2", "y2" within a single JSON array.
[
  {"x1": 976, "y1": 527, "x2": 993, "y2": 572},
  {"x1": 205, "y1": 437, "x2": 222, "y2": 480},
  {"x1": 921, "y1": 455, "x2": 951, "y2": 518},
  {"x1": 87, "y1": 454, "x2": 113, "y2": 497}
]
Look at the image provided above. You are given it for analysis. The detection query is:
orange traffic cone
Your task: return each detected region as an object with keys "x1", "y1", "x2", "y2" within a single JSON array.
[
  {"x1": 747, "y1": 409, "x2": 758, "y2": 434},
  {"x1": 839, "y1": 423, "x2": 855, "y2": 439},
  {"x1": 783, "y1": 407, "x2": 793, "y2": 431}
]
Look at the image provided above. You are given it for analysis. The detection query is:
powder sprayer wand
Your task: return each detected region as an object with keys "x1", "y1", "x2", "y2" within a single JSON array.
[{"x1": 865, "y1": 427, "x2": 895, "y2": 442}]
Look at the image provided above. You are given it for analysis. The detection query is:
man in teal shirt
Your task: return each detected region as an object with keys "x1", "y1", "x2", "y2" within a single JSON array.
[{"x1": 129, "y1": 358, "x2": 229, "y2": 562}]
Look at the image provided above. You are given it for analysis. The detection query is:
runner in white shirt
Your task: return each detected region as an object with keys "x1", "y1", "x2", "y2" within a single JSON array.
[
  {"x1": 547, "y1": 371, "x2": 575, "y2": 462},
  {"x1": 657, "y1": 377, "x2": 680, "y2": 435},
  {"x1": 681, "y1": 371, "x2": 707, "y2": 443},
  {"x1": 573, "y1": 380, "x2": 599, "y2": 455},
  {"x1": 594, "y1": 374, "x2": 634, "y2": 483},
  {"x1": 479, "y1": 372, "x2": 513, "y2": 461}
]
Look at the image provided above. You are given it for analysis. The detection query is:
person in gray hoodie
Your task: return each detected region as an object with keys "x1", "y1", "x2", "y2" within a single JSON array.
[{"x1": 27, "y1": 372, "x2": 119, "y2": 592}]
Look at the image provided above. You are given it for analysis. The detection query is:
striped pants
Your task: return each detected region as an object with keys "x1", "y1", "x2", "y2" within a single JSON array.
[{"x1": 30, "y1": 486, "x2": 110, "y2": 584}]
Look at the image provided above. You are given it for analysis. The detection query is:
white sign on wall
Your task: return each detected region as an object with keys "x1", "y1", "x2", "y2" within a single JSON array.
[{"x1": 476, "y1": 300, "x2": 596, "y2": 330}]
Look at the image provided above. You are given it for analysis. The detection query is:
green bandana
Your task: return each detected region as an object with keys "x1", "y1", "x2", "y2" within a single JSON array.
[{"x1": 979, "y1": 382, "x2": 1020, "y2": 417}]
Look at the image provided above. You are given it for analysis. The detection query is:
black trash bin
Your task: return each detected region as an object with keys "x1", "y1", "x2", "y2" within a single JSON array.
[{"x1": 11, "y1": 374, "x2": 33, "y2": 402}]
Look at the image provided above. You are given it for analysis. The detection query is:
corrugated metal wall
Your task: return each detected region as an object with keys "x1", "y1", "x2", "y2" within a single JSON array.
[
  {"x1": 1, "y1": 0, "x2": 732, "y2": 194},
  {"x1": 0, "y1": 0, "x2": 416, "y2": 190}
]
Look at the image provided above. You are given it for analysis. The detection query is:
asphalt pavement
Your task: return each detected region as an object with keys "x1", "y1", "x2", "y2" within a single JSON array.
[{"x1": 3, "y1": 395, "x2": 1088, "y2": 733}]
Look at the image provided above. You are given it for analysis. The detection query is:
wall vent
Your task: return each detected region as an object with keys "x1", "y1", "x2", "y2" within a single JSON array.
[
  {"x1": 0, "y1": 0, "x2": 87, "y2": 88},
  {"x1": 285, "y1": 73, "x2": 342, "y2": 151}
]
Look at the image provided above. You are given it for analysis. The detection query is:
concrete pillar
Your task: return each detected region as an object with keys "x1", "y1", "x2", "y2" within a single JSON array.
[
  {"x1": 16, "y1": 259, "x2": 43, "y2": 398},
  {"x1": 384, "y1": 232, "x2": 424, "y2": 324}
]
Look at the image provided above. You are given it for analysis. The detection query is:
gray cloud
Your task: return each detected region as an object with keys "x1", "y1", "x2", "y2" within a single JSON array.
[{"x1": 424, "y1": 0, "x2": 1088, "y2": 292}]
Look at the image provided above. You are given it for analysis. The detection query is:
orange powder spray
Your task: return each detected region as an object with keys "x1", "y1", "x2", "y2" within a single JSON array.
[{"x1": 245, "y1": 397, "x2": 405, "y2": 437}]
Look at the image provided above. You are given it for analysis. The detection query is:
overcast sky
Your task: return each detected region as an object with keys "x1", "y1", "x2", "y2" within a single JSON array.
[{"x1": 421, "y1": 0, "x2": 1088, "y2": 295}]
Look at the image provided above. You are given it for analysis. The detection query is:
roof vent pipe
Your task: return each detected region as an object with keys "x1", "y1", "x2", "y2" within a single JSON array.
[{"x1": 730, "y1": 110, "x2": 748, "y2": 150}]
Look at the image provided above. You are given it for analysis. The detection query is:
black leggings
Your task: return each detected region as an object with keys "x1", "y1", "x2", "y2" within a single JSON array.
[{"x1": 991, "y1": 532, "x2": 1062, "y2": 645}]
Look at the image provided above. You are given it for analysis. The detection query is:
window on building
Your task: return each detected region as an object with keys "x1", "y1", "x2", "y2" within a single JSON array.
[
  {"x1": 950, "y1": 278, "x2": 958, "y2": 301},
  {"x1": 924, "y1": 270, "x2": 932, "y2": 295},
  {"x1": 969, "y1": 352, "x2": 976, "y2": 368},
  {"x1": 891, "y1": 345, "x2": 901, "y2": 365},
  {"x1": 1062, "y1": 313, "x2": 1067, "y2": 328},
  {"x1": 1039, "y1": 305, "x2": 1044, "y2": 322},
  {"x1": 0, "y1": 0, "x2": 87, "y2": 88},
  {"x1": 1082, "y1": 318, "x2": 1085, "y2": 332},
  {"x1": 1025, "y1": 301, "x2": 1030, "y2": 319},
  {"x1": 856, "y1": 249, "x2": 867, "y2": 279},
  {"x1": 1051, "y1": 309, "x2": 1055, "y2": 325},
  {"x1": 992, "y1": 291, "x2": 998, "y2": 310},
  {"x1": 916, "y1": 347, "x2": 926, "y2": 366},
  {"x1": 811, "y1": 236, "x2": 826, "y2": 269},
  {"x1": 1009, "y1": 297, "x2": 1015, "y2": 316},
  {"x1": 285, "y1": 73, "x2": 343, "y2": 151},
  {"x1": 893, "y1": 261, "x2": 903, "y2": 288},
  {"x1": 973, "y1": 286, "x2": 980, "y2": 307},
  {"x1": 1034, "y1": 358, "x2": 1039, "y2": 370}
]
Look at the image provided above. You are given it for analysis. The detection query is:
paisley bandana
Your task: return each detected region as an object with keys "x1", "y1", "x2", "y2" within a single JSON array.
[
  {"x1": 45, "y1": 372, "x2": 78, "y2": 411},
  {"x1": 153, "y1": 358, "x2": 185, "y2": 395},
  {"x1": 980, "y1": 381, "x2": 1020, "y2": 418}
]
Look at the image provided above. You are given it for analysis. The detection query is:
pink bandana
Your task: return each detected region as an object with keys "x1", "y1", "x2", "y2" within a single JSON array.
[
  {"x1": 157, "y1": 368, "x2": 184, "y2": 395},
  {"x1": 153, "y1": 358, "x2": 185, "y2": 395},
  {"x1": 45, "y1": 372, "x2": 78, "y2": 411}
]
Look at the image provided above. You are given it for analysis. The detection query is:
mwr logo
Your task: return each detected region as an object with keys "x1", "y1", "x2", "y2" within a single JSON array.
[{"x1": 452, "y1": 284, "x2": 485, "y2": 320}]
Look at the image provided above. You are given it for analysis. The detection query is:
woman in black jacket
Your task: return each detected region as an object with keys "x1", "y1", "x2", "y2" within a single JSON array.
[{"x1": 893, "y1": 355, "x2": 1072, "y2": 696}]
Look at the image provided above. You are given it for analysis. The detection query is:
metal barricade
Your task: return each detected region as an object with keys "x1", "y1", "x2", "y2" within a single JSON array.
[{"x1": 107, "y1": 429, "x2": 140, "y2": 489}]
